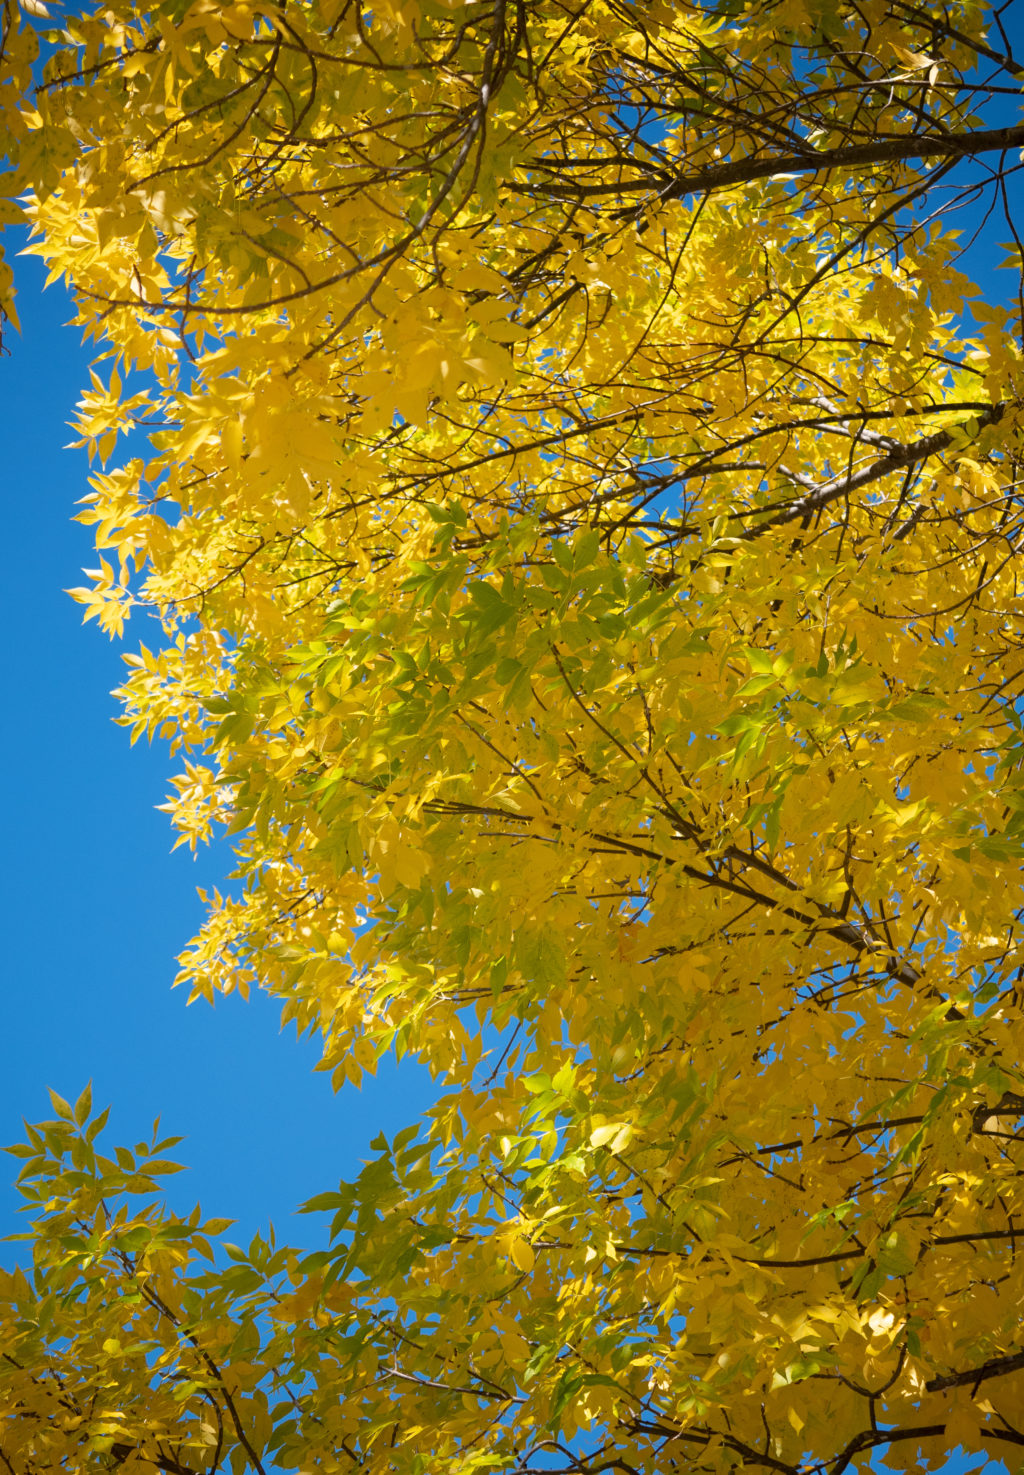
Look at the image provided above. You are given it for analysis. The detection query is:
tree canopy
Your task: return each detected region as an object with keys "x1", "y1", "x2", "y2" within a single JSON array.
[{"x1": 4, "y1": 0, "x2": 1024, "y2": 1469}]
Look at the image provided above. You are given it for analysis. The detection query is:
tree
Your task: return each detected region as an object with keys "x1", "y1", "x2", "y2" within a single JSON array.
[{"x1": 3, "y1": 0, "x2": 1024, "y2": 1468}]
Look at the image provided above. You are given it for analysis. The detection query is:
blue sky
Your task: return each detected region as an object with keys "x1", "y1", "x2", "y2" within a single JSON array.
[{"x1": 0, "y1": 239, "x2": 434, "y2": 1247}]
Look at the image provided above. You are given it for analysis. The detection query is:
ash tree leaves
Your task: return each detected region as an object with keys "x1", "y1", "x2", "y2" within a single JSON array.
[{"x1": 4, "y1": 0, "x2": 1024, "y2": 1472}]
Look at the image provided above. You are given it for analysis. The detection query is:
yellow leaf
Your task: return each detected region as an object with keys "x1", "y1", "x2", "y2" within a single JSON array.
[
  {"x1": 222, "y1": 419, "x2": 243, "y2": 469},
  {"x1": 590, "y1": 1123, "x2": 625, "y2": 1149},
  {"x1": 509, "y1": 1237, "x2": 535, "y2": 1274}
]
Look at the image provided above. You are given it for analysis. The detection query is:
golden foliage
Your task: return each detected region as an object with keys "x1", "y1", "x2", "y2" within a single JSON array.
[{"x1": 4, "y1": 0, "x2": 1024, "y2": 1470}]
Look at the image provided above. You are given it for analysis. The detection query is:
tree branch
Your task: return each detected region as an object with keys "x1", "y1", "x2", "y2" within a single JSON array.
[
  {"x1": 521, "y1": 122, "x2": 1024, "y2": 206},
  {"x1": 740, "y1": 401, "x2": 1008, "y2": 537},
  {"x1": 926, "y1": 1349, "x2": 1024, "y2": 1393}
]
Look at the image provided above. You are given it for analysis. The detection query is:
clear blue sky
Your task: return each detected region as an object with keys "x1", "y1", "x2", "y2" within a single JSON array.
[{"x1": 0, "y1": 240, "x2": 434, "y2": 1247}]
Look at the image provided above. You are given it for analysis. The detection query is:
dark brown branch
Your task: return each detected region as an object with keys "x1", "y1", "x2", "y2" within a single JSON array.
[
  {"x1": 830, "y1": 1424, "x2": 945, "y2": 1475},
  {"x1": 983, "y1": 1426, "x2": 1024, "y2": 1447},
  {"x1": 522, "y1": 121, "x2": 1024, "y2": 206},
  {"x1": 110, "y1": 1444, "x2": 199, "y2": 1475},
  {"x1": 740, "y1": 401, "x2": 1008, "y2": 537},
  {"x1": 926, "y1": 1348, "x2": 1024, "y2": 1393}
]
